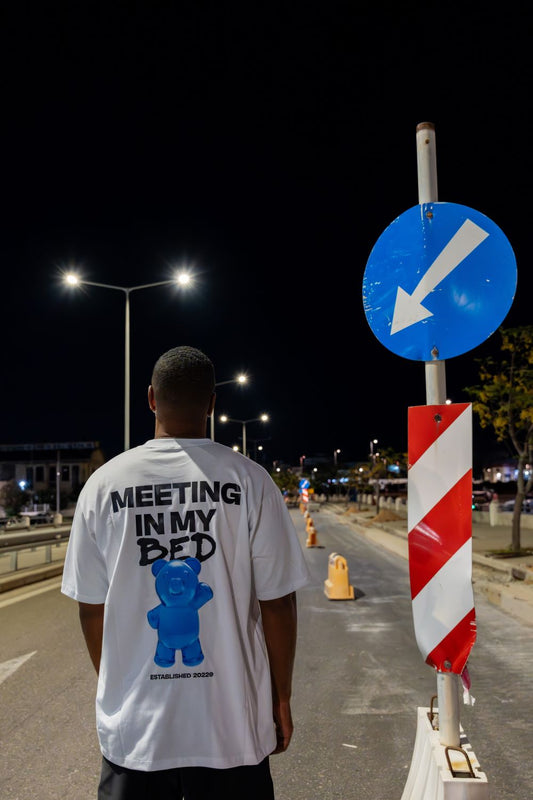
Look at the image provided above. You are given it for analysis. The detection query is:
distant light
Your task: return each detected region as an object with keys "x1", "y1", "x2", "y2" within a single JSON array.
[
  {"x1": 175, "y1": 271, "x2": 192, "y2": 286},
  {"x1": 445, "y1": 398, "x2": 452, "y2": 404},
  {"x1": 260, "y1": 414, "x2": 269, "y2": 422},
  {"x1": 220, "y1": 415, "x2": 228, "y2": 422},
  {"x1": 232, "y1": 445, "x2": 239, "y2": 452},
  {"x1": 237, "y1": 374, "x2": 248, "y2": 384},
  {"x1": 65, "y1": 273, "x2": 80, "y2": 286},
  {"x1": 18, "y1": 480, "x2": 27, "y2": 490}
]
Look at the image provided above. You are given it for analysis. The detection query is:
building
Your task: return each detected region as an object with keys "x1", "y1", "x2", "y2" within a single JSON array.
[
  {"x1": 0, "y1": 442, "x2": 105, "y2": 499},
  {"x1": 483, "y1": 460, "x2": 531, "y2": 484}
]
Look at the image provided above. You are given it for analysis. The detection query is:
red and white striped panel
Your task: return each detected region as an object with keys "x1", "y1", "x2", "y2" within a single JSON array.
[
  {"x1": 301, "y1": 488, "x2": 309, "y2": 503},
  {"x1": 408, "y1": 402, "x2": 476, "y2": 674}
]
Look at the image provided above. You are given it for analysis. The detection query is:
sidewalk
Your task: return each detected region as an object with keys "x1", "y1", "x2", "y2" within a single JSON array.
[{"x1": 320, "y1": 502, "x2": 533, "y2": 627}]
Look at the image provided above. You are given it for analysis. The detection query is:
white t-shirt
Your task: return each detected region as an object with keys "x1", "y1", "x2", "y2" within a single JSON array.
[{"x1": 61, "y1": 438, "x2": 311, "y2": 771}]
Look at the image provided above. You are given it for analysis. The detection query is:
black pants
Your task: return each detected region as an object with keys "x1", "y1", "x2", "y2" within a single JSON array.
[{"x1": 98, "y1": 755, "x2": 275, "y2": 800}]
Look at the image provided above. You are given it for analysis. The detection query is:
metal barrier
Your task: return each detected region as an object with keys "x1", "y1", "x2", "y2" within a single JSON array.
[{"x1": 0, "y1": 528, "x2": 70, "y2": 581}]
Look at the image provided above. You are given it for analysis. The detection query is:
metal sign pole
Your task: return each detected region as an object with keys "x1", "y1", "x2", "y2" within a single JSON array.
[
  {"x1": 416, "y1": 121, "x2": 460, "y2": 747},
  {"x1": 416, "y1": 122, "x2": 448, "y2": 405}
]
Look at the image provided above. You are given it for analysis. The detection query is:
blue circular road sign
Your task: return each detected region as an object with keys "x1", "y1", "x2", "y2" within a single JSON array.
[{"x1": 362, "y1": 202, "x2": 517, "y2": 361}]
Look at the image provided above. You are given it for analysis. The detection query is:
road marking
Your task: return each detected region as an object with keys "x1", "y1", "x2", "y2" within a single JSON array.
[
  {"x1": 0, "y1": 651, "x2": 37, "y2": 686},
  {"x1": 391, "y1": 218, "x2": 489, "y2": 335},
  {"x1": 0, "y1": 578, "x2": 63, "y2": 609}
]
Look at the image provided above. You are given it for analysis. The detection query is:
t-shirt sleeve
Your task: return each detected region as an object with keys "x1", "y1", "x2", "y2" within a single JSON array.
[
  {"x1": 250, "y1": 486, "x2": 311, "y2": 601},
  {"x1": 61, "y1": 502, "x2": 109, "y2": 604}
]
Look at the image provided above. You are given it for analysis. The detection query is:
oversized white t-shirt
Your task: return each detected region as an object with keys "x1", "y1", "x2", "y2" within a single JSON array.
[{"x1": 61, "y1": 438, "x2": 311, "y2": 771}]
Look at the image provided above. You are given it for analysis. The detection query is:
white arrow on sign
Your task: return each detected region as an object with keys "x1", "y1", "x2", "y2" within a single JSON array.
[
  {"x1": 0, "y1": 651, "x2": 36, "y2": 686},
  {"x1": 390, "y1": 218, "x2": 489, "y2": 335}
]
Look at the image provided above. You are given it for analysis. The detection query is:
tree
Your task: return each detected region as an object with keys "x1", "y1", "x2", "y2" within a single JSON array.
[
  {"x1": 368, "y1": 447, "x2": 407, "y2": 510},
  {"x1": 347, "y1": 464, "x2": 371, "y2": 510},
  {"x1": 0, "y1": 480, "x2": 31, "y2": 517},
  {"x1": 348, "y1": 448, "x2": 407, "y2": 511},
  {"x1": 465, "y1": 325, "x2": 533, "y2": 553},
  {"x1": 270, "y1": 467, "x2": 300, "y2": 498}
]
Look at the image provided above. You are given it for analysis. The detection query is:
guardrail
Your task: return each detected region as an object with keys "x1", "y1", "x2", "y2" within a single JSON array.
[
  {"x1": 0, "y1": 527, "x2": 70, "y2": 549},
  {"x1": 0, "y1": 526, "x2": 71, "y2": 588}
]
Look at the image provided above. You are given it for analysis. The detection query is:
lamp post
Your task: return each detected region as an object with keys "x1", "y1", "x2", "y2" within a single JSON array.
[
  {"x1": 211, "y1": 375, "x2": 248, "y2": 440},
  {"x1": 248, "y1": 439, "x2": 269, "y2": 462},
  {"x1": 219, "y1": 414, "x2": 269, "y2": 458},
  {"x1": 370, "y1": 438, "x2": 378, "y2": 464},
  {"x1": 334, "y1": 448, "x2": 341, "y2": 466},
  {"x1": 64, "y1": 269, "x2": 193, "y2": 451}
]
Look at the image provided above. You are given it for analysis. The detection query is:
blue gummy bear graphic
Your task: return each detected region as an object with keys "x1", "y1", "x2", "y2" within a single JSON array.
[{"x1": 147, "y1": 557, "x2": 213, "y2": 668}]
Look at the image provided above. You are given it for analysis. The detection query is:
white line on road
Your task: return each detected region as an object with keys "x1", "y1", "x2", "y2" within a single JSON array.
[
  {"x1": 0, "y1": 651, "x2": 37, "y2": 685},
  {"x1": 0, "y1": 578, "x2": 63, "y2": 609}
]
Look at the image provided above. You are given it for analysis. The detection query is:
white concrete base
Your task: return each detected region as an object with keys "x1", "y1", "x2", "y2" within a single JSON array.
[{"x1": 401, "y1": 707, "x2": 488, "y2": 799}]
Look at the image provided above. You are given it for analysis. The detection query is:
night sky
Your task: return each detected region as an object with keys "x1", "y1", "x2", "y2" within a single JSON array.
[{"x1": 2, "y1": 4, "x2": 531, "y2": 472}]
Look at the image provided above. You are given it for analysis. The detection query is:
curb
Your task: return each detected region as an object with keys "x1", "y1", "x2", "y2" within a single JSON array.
[{"x1": 0, "y1": 563, "x2": 64, "y2": 593}]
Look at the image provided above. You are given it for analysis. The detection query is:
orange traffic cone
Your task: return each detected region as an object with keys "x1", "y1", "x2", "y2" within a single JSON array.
[
  {"x1": 324, "y1": 552, "x2": 355, "y2": 599},
  {"x1": 306, "y1": 518, "x2": 319, "y2": 547}
]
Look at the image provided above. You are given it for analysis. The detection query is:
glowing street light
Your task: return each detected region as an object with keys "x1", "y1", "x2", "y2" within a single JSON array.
[
  {"x1": 64, "y1": 268, "x2": 194, "y2": 451},
  {"x1": 211, "y1": 374, "x2": 249, "y2": 440},
  {"x1": 370, "y1": 438, "x2": 378, "y2": 463},
  {"x1": 334, "y1": 448, "x2": 341, "y2": 466},
  {"x1": 219, "y1": 414, "x2": 269, "y2": 458}
]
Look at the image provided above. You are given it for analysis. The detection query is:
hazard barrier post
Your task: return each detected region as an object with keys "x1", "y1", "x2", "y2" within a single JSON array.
[
  {"x1": 324, "y1": 552, "x2": 354, "y2": 600},
  {"x1": 419, "y1": 123, "x2": 464, "y2": 748},
  {"x1": 408, "y1": 401, "x2": 475, "y2": 747},
  {"x1": 399, "y1": 122, "x2": 488, "y2": 798},
  {"x1": 363, "y1": 121, "x2": 516, "y2": 796}
]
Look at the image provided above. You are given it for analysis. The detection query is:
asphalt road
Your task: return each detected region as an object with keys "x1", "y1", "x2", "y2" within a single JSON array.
[{"x1": 1, "y1": 508, "x2": 532, "y2": 799}]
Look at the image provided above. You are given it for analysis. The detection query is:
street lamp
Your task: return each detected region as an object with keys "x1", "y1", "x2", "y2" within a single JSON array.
[
  {"x1": 219, "y1": 414, "x2": 269, "y2": 458},
  {"x1": 334, "y1": 448, "x2": 341, "y2": 466},
  {"x1": 64, "y1": 269, "x2": 194, "y2": 451},
  {"x1": 370, "y1": 438, "x2": 378, "y2": 463},
  {"x1": 211, "y1": 374, "x2": 248, "y2": 440}
]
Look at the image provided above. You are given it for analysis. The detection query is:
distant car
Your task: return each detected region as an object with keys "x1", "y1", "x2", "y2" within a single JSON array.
[
  {"x1": 3, "y1": 515, "x2": 31, "y2": 531},
  {"x1": 500, "y1": 497, "x2": 533, "y2": 513},
  {"x1": 472, "y1": 490, "x2": 493, "y2": 510}
]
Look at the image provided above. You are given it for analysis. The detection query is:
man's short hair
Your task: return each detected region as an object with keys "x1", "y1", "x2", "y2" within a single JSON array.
[{"x1": 151, "y1": 346, "x2": 215, "y2": 410}]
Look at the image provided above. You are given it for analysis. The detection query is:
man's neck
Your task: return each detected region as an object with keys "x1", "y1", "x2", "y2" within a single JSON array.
[{"x1": 153, "y1": 419, "x2": 207, "y2": 439}]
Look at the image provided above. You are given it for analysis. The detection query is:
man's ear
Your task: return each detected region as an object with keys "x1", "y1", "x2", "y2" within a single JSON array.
[
  {"x1": 148, "y1": 385, "x2": 156, "y2": 412},
  {"x1": 207, "y1": 392, "x2": 216, "y2": 417}
]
